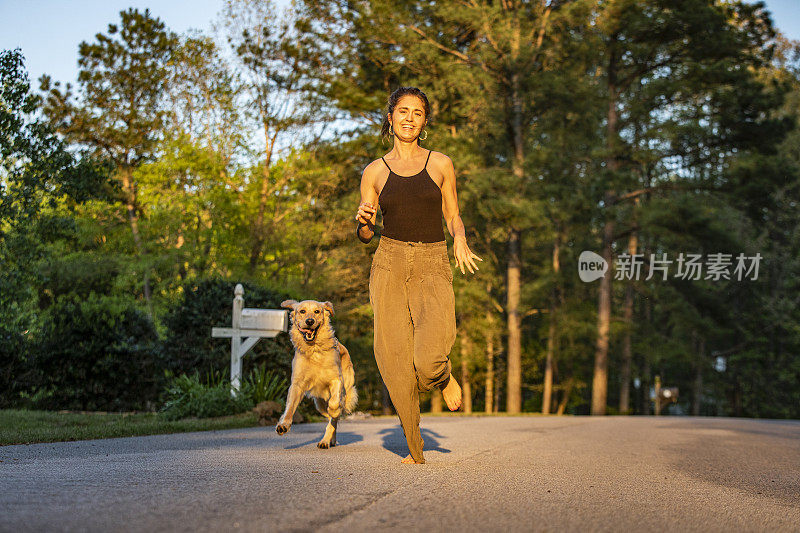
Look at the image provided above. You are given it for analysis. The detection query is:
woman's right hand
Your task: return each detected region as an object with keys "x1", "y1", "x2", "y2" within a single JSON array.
[{"x1": 355, "y1": 202, "x2": 377, "y2": 225}]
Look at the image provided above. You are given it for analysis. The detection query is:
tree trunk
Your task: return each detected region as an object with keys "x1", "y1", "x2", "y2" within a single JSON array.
[
  {"x1": 591, "y1": 214, "x2": 614, "y2": 415},
  {"x1": 692, "y1": 334, "x2": 705, "y2": 416},
  {"x1": 641, "y1": 294, "x2": 652, "y2": 415},
  {"x1": 430, "y1": 390, "x2": 442, "y2": 413},
  {"x1": 543, "y1": 315, "x2": 555, "y2": 415},
  {"x1": 248, "y1": 130, "x2": 276, "y2": 273},
  {"x1": 494, "y1": 344, "x2": 503, "y2": 414},
  {"x1": 619, "y1": 223, "x2": 638, "y2": 414},
  {"x1": 556, "y1": 376, "x2": 574, "y2": 415},
  {"x1": 120, "y1": 168, "x2": 153, "y2": 317},
  {"x1": 494, "y1": 372, "x2": 502, "y2": 413},
  {"x1": 506, "y1": 228, "x2": 522, "y2": 413},
  {"x1": 654, "y1": 375, "x2": 662, "y2": 415},
  {"x1": 485, "y1": 306, "x2": 495, "y2": 414},
  {"x1": 543, "y1": 228, "x2": 561, "y2": 414},
  {"x1": 460, "y1": 329, "x2": 473, "y2": 414},
  {"x1": 592, "y1": 44, "x2": 620, "y2": 416},
  {"x1": 504, "y1": 62, "x2": 526, "y2": 414}
]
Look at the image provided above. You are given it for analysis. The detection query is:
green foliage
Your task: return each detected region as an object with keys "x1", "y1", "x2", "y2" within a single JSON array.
[
  {"x1": 158, "y1": 370, "x2": 253, "y2": 421},
  {"x1": 0, "y1": 48, "x2": 109, "y2": 230},
  {"x1": 40, "y1": 8, "x2": 177, "y2": 166},
  {"x1": 158, "y1": 364, "x2": 287, "y2": 421},
  {"x1": 31, "y1": 293, "x2": 164, "y2": 411},
  {"x1": 37, "y1": 252, "x2": 123, "y2": 309},
  {"x1": 244, "y1": 364, "x2": 288, "y2": 404},
  {"x1": 160, "y1": 277, "x2": 294, "y2": 379},
  {"x1": 0, "y1": 304, "x2": 31, "y2": 409}
]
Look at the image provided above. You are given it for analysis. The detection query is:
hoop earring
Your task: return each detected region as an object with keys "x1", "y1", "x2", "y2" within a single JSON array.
[
  {"x1": 389, "y1": 124, "x2": 394, "y2": 136},
  {"x1": 419, "y1": 129, "x2": 428, "y2": 141}
]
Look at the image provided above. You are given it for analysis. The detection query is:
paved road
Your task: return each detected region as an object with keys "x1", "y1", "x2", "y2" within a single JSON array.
[{"x1": 1, "y1": 415, "x2": 799, "y2": 532}]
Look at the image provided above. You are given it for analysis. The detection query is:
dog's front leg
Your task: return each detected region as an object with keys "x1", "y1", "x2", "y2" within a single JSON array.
[
  {"x1": 276, "y1": 382, "x2": 304, "y2": 435},
  {"x1": 316, "y1": 380, "x2": 343, "y2": 448},
  {"x1": 326, "y1": 379, "x2": 343, "y2": 420},
  {"x1": 318, "y1": 417, "x2": 338, "y2": 449}
]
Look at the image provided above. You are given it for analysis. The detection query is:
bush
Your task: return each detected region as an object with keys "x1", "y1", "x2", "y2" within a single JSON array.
[
  {"x1": 158, "y1": 363, "x2": 290, "y2": 421},
  {"x1": 31, "y1": 293, "x2": 165, "y2": 411},
  {"x1": 244, "y1": 363, "x2": 288, "y2": 404},
  {"x1": 159, "y1": 369, "x2": 253, "y2": 421},
  {"x1": 0, "y1": 308, "x2": 30, "y2": 408},
  {"x1": 37, "y1": 251, "x2": 121, "y2": 309},
  {"x1": 160, "y1": 277, "x2": 295, "y2": 382}
]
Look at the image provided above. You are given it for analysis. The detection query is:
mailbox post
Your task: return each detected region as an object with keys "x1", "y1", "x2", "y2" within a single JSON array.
[{"x1": 211, "y1": 284, "x2": 288, "y2": 396}]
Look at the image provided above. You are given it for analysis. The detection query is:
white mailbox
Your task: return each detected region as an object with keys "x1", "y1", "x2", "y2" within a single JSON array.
[
  {"x1": 240, "y1": 309, "x2": 287, "y2": 331},
  {"x1": 211, "y1": 284, "x2": 289, "y2": 396}
]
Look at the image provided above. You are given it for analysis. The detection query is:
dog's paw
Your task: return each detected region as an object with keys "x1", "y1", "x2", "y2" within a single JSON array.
[
  {"x1": 276, "y1": 423, "x2": 290, "y2": 435},
  {"x1": 317, "y1": 441, "x2": 330, "y2": 449}
]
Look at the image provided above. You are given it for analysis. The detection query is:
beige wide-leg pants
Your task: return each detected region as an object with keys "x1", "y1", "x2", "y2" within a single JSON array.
[{"x1": 369, "y1": 235, "x2": 457, "y2": 464}]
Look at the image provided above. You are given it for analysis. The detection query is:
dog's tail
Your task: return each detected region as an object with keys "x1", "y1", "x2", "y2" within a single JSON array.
[{"x1": 338, "y1": 342, "x2": 359, "y2": 414}]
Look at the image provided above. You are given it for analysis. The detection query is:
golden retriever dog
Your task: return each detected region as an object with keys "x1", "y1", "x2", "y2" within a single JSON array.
[{"x1": 277, "y1": 299, "x2": 358, "y2": 448}]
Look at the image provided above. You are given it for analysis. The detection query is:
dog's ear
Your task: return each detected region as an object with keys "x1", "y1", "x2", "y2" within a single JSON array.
[
  {"x1": 280, "y1": 299, "x2": 299, "y2": 310},
  {"x1": 322, "y1": 301, "x2": 334, "y2": 317}
]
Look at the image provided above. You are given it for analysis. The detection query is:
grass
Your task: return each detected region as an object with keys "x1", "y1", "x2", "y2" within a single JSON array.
[
  {"x1": 0, "y1": 409, "x2": 264, "y2": 446},
  {"x1": 0, "y1": 409, "x2": 555, "y2": 446}
]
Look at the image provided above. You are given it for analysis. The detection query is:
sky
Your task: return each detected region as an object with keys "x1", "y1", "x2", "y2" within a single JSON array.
[
  {"x1": 1, "y1": 0, "x2": 799, "y2": 89},
  {"x1": 0, "y1": 0, "x2": 227, "y2": 86}
]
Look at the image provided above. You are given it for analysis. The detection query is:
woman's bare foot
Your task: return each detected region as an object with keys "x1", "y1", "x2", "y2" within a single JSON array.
[
  {"x1": 401, "y1": 454, "x2": 424, "y2": 464},
  {"x1": 442, "y1": 373, "x2": 462, "y2": 411}
]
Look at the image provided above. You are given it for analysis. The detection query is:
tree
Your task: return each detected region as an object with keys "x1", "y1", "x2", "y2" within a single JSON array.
[
  {"x1": 40, "y1": 8, "x2": 177, "y2": 316},
  {"x1": 588, "y1": 0, "x2": 789, "y2": 414},
  {"x1": 137, "y1": 33, "x2": 247, "y2": 286},
  {"x1": 0, "y1": 48, "x2": 108, "y2": 406},
  {"x1": 1, "y1": 49, "x2": 105, "y2": 235},
  {"x1": 220, "y1": 0, "x2": 335, "y2": 275}
]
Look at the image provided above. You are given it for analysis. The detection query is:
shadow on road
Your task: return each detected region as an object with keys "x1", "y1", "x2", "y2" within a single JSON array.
[
  {"x1": 378, "y1": 426, "x2": 450, "y2": 457},
  {"x1": 283, "y1": 431, "x2": 364, "y2": 449}
]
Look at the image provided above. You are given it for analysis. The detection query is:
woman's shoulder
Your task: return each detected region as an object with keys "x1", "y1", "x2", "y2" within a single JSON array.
[
  {"x1": 426, "y1": 149, "x2": 449, "y2": 160},
  {"x1": 427, "y1": 150, "x2": 454, "y2": 170},
  {"x1": 363, "y1": 157, "x2": 387, "y2": 175}
]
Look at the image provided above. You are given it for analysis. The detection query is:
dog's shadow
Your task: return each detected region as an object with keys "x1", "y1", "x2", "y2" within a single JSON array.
[
  {"x1": 379, "y1": 426, "x2": 451, "y2": 457},
  {"x1": 283, "y1": 428, "x2": 364, "y2": 450}
]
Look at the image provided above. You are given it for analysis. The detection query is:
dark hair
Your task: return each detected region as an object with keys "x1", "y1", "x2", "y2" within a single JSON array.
[{"x1": 380, "y1": 86, "x2": 431, "y2": 142}]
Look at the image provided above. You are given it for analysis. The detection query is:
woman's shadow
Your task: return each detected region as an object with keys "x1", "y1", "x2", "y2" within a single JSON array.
[{"x1": 378, "y1": 425, "x2": 451, "y2": 458}]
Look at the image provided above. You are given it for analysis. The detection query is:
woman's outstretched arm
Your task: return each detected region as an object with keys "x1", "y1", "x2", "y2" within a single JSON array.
[
  {"x1": 356, "y1": 162, "x2": 379, "y2": 244},
  {"x1": 438, "y1": 153, "x2": 482, "y2": 274}
]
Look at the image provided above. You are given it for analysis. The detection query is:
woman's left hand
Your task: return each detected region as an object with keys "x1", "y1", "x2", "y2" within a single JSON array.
[{"x1": 453, "y1": 236, "x2": 483, "y2": 275}]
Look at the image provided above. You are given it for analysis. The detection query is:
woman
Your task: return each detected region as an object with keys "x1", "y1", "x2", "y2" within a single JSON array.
[{"x1": 354, "y1": 86, "x2": 482, "y2": 464}]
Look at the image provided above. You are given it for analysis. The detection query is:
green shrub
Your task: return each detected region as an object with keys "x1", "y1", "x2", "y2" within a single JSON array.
[
  {"x1": 0, "y1": 314, "x2": 30, "y2": 408},
  {"x1": 32, "y1": 293, "x2": 165, "y2": 411},
  {"x1": 242, "y1": 364, "x2": 288, "y2": 404},
  {"x1": 158, "y1": 363, "x2": 291, "y2": 421},
  {"x1": 160, "y1": 277, "x2": 294, "y2": 381},
  {"x1": 37, "y1": 252, "x2": 121, "y2": 309},
  {"x1": 159, "y1": 369, "x2": 253, "y2": 421}
]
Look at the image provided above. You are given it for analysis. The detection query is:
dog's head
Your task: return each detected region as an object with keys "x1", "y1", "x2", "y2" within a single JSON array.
[{"x1": 280, "y1": 299, "x2": 334, "y2": 343}]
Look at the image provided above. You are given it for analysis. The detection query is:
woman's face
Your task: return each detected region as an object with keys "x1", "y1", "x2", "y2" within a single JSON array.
[{"x1": 389, "y1": 95, "x2": 427, "y2": 142}]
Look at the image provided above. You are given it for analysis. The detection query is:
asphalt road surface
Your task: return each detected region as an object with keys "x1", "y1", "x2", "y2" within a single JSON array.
[{"x1": 1, "y1": 415, "x2": 799, "y2": 532}]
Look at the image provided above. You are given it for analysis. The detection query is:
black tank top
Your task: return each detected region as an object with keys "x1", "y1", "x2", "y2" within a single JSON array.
[{"x1": 378, "y1": 150, "x2": 445, "y2": 243}]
